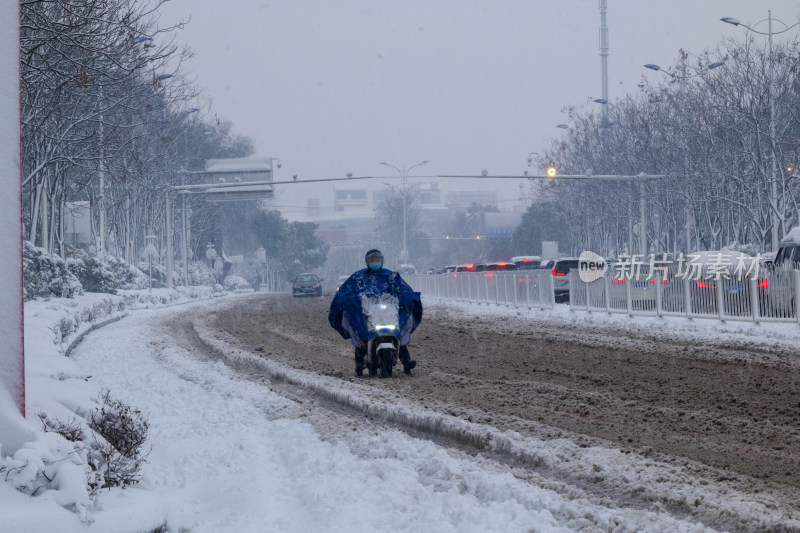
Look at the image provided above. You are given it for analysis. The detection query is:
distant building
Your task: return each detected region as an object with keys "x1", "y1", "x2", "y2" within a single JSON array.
[
  {"x1": 333, "y1": 188, "x2": 367, "y2": 210},
  {"x1": 306, "y1": 198, "x2": 321, "y2": 217},
  {"x1": 445, "y1": 189, "x2": 498, "y2": 209},
  {"x1": 64, "y1": 201, "x2": 91, "y2": 246},
  {"x1": 482, "y1": 212, "x2": 521, "y2": 238}
]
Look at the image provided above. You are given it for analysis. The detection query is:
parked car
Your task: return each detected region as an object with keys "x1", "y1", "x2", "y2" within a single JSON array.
[{"x1": 292, "y1": 273, "x2": 323, "y2": 297}]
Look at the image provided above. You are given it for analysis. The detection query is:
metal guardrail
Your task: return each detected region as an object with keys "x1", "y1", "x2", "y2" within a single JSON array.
[{"x1": 408, "y1": 267, "x2": 800, "y2": 325}]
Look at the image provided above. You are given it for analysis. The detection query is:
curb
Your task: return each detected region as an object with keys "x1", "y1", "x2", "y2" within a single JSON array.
[{"x1": 64, "y1": 313, "x2": 129, "y2": 358}]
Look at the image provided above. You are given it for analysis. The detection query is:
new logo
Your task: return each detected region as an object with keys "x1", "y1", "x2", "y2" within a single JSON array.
[{"x1": 578, "y1": 251, "x2": 608, "y2": 283}]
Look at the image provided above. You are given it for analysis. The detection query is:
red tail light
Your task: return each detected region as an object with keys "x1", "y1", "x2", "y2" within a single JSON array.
[
  {"x1": 612, "y1": 278, "x2": 626, "y2": 284},
  {"x1": 552, "y1": 269, "x2": 566, "y2": 276},
  {"x1": 484, "y1": 272, "x2": 494, "y2": 277},
  {"x1": 497, "y1": 262, "x2": 506, "y2": 267},
  {"x1": 697, "y1": 280, "x2": 715, "y2": 289},
  {"x1": 757, "y1": 279, "x2": 769, "y2": 289},
  {"x1": 465, "y1": 265, "x2": 474, "y2": 270},
  {"x1": 518, "y1": 278, "x2": 525, "y2": 283}
]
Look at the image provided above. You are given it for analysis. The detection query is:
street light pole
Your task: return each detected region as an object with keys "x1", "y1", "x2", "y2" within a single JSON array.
[
  {"x1": 599, "y1": 0, "x2": 609, "y2": 126},
  {"x1": 379, "y1": 160, "x2": 428, "y2": 264}
]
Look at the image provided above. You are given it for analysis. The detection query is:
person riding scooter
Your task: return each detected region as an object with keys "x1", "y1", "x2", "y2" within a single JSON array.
[{"x1": 328, "y1": 249, "x2": 422, "y2": 376}]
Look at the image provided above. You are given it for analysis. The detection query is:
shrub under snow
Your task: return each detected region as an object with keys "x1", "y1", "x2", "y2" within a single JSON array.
[
  {"x1": 66, "y1": 253, "x2": 116, "y2": 295},
  {"x1": 2, "y1": 390, "x2": 150, "y2": 520},
  {"x1": 23, "y1": 241, "x2": 83, "y2": 300},
  {"x1": 103, "y1": 255, "x2": 149, "y2": 290},
  {"x1": 223, "y1": 275, "x2": 251, "y2": 291}
]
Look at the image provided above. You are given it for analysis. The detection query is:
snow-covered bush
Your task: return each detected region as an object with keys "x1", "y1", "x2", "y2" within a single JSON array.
[
  {"x1": 49, "y1": 296, "x2": 123, "y2": 345},
  {"x1": 87, "y1": 390, "x2": 149, "y2": 492},
  {"x1": 103, "y1": 255, "x2": 149, "y2": 290},
  {"x1": 1, "y1": 425, "x2": 94, "y2": 517},
  {"x1": 66, "y1": 254, "x2": 116, "y2": 294},
  {"x1": 172, "y1": 260, "x2": 216, "y2": 287},
  {"x1": 189, "y1": 260, "x2": 216, "y2": 286},
  {"x1": 119, "y1": 289, "x2": 180, "y2": 307},
  {"x1": 2, "y1": 390, "x2": 150, "y2": 518},
  {"x1": 175, "y1": 285, "x2": 215, "y2": 299},
  {"x1": 23, "y1": 241, "x2": 83, "y2": 300},
  {"x1": 137, "y1": 260, "x2": 167, "y2": 289},
  {"x1": 223, "y1": 275, "x2": 251, "y2": 291}
]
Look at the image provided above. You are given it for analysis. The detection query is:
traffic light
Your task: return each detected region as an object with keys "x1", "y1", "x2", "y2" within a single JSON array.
[{"x1": 546, "y1": 166, "x2": 557, "y2": 178}]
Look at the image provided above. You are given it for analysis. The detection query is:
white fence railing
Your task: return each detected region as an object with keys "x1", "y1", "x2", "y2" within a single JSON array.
[
  {"x1": 570, "y1": 264, "x2": 800, "y2": 323},
  {"x1": 408, "y1": 267, "x2": 800, "y2": 325},
  {"x1": 408, "y1": 271, "x2": 556, "y2": 309}
]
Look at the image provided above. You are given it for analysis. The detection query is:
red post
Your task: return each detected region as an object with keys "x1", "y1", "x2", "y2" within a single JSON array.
[{"x1": 0, "y1": 1, "x2": 24, "y2": 416}]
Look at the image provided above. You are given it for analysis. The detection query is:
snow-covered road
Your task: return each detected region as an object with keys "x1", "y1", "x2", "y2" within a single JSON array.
[{"x1": 55, "y1": 296, "x2": 794, "y2": 532}]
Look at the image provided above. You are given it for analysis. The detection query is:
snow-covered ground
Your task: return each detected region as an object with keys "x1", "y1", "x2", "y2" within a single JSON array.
[{"x1": 2, "y1": 291, "x2": 798, "y2": 532}]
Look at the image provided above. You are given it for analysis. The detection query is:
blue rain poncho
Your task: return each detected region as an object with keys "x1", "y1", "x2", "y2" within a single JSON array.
[{"x1": 328, "y1": 267, "x2": 422, "y2": 347}]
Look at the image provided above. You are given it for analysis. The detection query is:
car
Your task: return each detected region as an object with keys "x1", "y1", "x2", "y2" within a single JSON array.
[
  {"x1": 292, "y1": 273, "x2": 323, "y2": 297},
  {"x1": 675, "y1": 251, "x2": 757, "y2": 315},
  {"x1": 607, "y1": 256, "x2": 672, "y2": 311},
  {"x1": 453, "y1": 264, "x2": 475, "y2": 275},
  {"x1": 485, "y1": 261, "x2": 517, "y2": 271},
  {"x1": 335, "y1": 275, "x2": 350, "y2": 291},
  {"x1": 759, "y1": 233, "x2": 800, "y2": 317},
  {"x1": 481, "y1": 261, "x2": 517, "y2": 278},
  {"x1": 510, "y1": 255, "x2": 542, "y2": 270},
  {"x1": 398, "y1": 264, "x2": 416, "y2": 275},
  {"x1": 540, "y1": 258, "x2": 580, "y2": 303}
]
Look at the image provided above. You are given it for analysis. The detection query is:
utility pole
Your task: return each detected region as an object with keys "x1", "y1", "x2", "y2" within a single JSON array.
[{"x1": 599, "y1": 0, "x2": 609, "y2": 125}]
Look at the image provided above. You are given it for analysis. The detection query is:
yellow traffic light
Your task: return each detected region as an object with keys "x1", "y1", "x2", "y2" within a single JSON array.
[{"x1": 547, "y1": 166, "x2": 557, "y2": 178}]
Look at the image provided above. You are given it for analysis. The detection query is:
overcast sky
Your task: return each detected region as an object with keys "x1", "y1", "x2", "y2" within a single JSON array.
[{"x1": 157, "y1": 0, "x2": 800, "y2": 217}]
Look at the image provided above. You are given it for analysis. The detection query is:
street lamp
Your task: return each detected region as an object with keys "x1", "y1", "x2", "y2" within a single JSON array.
[
  {"x1": 141, "y1": 232, "x2": 159, "y2": 293},
  {"x1": 206, "y1": 242, "x2": 223, "y2": 284},
  {"x1": 256, "y1": 246, "x2": 267, "y2": 291},
  {"x1": 722, "y1": 11, "x2": 800, "y2": 251},
  {"x1": 379, "y1": 160, "x2": 429, "y2": 264}
]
